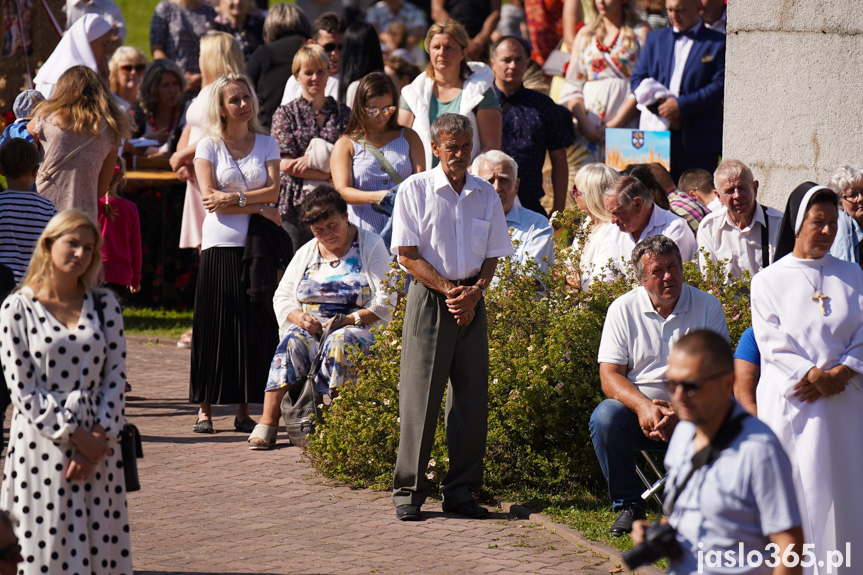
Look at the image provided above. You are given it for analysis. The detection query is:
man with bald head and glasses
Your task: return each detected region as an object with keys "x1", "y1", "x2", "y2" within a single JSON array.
[
  {"x1": 591, "y1": 235, "x2": 727, "y2": 537},
  {"x1": 631, "y1": 330, "x2": 803, "y2": 575}
]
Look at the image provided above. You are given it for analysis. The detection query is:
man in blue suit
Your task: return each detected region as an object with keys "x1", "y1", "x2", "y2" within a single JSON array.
[{"x1": 630, "y1": 0, "x2": 726, "y2": 182}]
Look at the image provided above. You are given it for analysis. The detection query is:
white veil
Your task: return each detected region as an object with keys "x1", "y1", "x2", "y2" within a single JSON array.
[{"x1": 33, "y1": 14, "x2": 113, "y2": 98}]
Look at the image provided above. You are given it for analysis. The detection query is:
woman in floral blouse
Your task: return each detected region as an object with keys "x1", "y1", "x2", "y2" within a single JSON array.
[
  {"x1": 559, "y1": 0, "x2": 648, "y2": 161},
  {"x1": 271, "y1": 44, "x2": 351, "y2": 254}
]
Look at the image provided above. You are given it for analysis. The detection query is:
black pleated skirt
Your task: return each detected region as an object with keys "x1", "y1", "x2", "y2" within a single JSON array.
[{"x1": 189, "y1": 247, "x2": 277, "y2": 404}]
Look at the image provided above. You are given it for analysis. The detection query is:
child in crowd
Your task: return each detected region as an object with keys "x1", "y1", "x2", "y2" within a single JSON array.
[
  {"x1": 98, "y1": 157, "x2": 142, "y2": 307},
  {"x1": 0, "y1": 90, "x2": 45, "y2": 149},
  {"x1": 0, "y1": 138, "x2": 57, "y2": 294}
]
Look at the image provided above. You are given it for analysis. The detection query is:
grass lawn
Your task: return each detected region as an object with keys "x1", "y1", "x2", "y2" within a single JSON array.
[
  {"x1": 123, "y1": 306, "x2": 192, "y2": 339},
  {"x1": 116, "y1": 0, "x2": 162, "y2": 55}
]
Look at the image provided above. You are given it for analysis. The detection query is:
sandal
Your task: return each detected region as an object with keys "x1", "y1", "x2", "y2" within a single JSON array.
[
  {"x1": 234, "y1": 417, "x2": 257, "y2": 433},
  {"x1": 192, "y1": 419, "x2": 214, "y2": 434},
  {"x1": 177, "y1": 329, "x2": 193, "y2": 349},
  {"x1": 248, "y1": 424, "x2": 278, "y2": 450}
]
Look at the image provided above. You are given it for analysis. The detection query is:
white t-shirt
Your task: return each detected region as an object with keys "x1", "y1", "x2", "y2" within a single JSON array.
[{"x1": 196, "y1": 134, "x2": 280, "y2": 250}]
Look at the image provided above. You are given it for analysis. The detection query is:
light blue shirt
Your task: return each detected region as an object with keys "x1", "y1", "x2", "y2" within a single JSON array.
[
  {"x1": 828, "y1": 209, "x2": 863, "y2": 265},
  {"x1": 505, "y1": 205, "x2": 554, "y2": 274},
  {"x1": 664, "y1": 401, "x2": 801, "y2": 575}
]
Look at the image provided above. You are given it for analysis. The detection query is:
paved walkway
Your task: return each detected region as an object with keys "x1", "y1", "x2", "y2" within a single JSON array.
[{"x1": 125, "y1": 338, "x2": 631, "y2": 575}]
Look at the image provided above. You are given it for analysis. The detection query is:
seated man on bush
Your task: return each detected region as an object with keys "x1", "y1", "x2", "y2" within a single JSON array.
[
  {"x1": 473, "y1": 150, "x2": 554, "y2": 275},
  {"x1": 592, "y1": 235, "x2": 728, "y2": 536}
]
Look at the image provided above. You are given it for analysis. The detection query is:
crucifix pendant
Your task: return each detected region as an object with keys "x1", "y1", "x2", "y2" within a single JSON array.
[{"x1": 812, "y1": 289, "x2": 829, "y2": 316}]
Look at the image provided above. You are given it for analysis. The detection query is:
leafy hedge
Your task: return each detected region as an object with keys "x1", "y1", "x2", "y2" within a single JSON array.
[{"x1": 306, "y1": 210, "x2": 752, "y2": 500}]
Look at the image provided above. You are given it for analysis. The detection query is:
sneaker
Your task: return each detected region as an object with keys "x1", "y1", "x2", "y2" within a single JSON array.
[{"x1": 609, "y1": 507, "x2": 645, "y2": 537}]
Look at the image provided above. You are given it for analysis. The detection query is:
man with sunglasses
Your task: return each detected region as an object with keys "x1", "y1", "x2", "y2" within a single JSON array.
[
  {"x1": 631, "y1": 330, "x2": 803, "y2": 575},
  {"x1": 592, "y1": 235, "x2": 728, "y2": 536},
  {"x1": 280, "y1": 12, "x2": 345, "y2": 105}
]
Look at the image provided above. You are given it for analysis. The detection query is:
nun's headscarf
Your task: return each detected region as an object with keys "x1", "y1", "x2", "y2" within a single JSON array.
[
  {"x1": 773, "y1": 182, "x2": 835, "y2": 261},
  {"x1": 33, "y1": 14, "x2": 112, "y2": 98}
]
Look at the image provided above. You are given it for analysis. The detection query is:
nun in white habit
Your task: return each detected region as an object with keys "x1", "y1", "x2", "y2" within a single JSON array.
[
  {"x1": 34, "y1": 13, "x2": 114, "y2": 98},
  {"x1": 751, "y1": 183, "x2": 863, "y2": 575}
]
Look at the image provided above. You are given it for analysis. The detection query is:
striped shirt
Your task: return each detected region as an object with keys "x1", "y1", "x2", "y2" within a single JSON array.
[
  {"x1": 348, "y1": 131, "x2": 412, "y2": 236},
  {"x1": 0, "y1": 190, "x2": 57, "y2": 283},
  {"x1": 668, "y1": 189, "x2": 709, "y2": 234}
]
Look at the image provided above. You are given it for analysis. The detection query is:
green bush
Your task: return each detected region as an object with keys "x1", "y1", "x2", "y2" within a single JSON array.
[{"x1": 306, "y1": 210, "x2": 752, "y2": 502}]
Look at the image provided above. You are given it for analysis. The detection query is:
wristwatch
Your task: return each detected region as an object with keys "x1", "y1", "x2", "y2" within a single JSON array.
[
  {"x1": 353, "y1": 313, "x2": 363, "y2": 326},
  {"x1": 237, "y1": 190, "x2": 247, "y2": 207}
]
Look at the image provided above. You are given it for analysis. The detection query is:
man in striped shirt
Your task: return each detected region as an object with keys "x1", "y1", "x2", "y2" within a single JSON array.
[
  {"x1": 649, "y1": 162, "x2": 709, "y2": 234},
  {"x1": 0, "y1": 139, "x2": 57, "y2": 292}
]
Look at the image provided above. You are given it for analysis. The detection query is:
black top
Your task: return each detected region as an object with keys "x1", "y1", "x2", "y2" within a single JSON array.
[
  {"x1": 445, "y1": 0, "x2": 490, "y2": 38},
  {"x1": 247, "y1": 34, "x2": 308, "y2": 130}
]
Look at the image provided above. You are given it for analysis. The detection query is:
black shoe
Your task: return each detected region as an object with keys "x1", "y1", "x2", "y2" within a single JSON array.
[
  {"x1": 192, "y1": 419, "x2": 214, "y2": 434},
  {"x1": 234, "y1": 417, "x2": 256, "y2": 433},
  {"x1": 442, "y1": 499, "x2": 489, "y2": 519},
  {"x1": 396, "y1": 504, "x2": 422, "y2": 521},
  {"x1": 609, "y1": 507, "x2": 645, "y2": 537}
]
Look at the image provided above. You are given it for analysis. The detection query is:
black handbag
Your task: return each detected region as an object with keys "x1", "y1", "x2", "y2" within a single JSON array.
[{"x1": 280, "y1": 314, "x2": 344, "y2": 448}]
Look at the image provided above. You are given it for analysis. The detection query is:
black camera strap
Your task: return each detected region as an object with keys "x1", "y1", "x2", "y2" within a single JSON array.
[
  {"x1": 665, "y1": 404, "x2": 750, "y2": 514},
  {"x1": 760, "y1": 204, "x2": 770, "y2": 269}
]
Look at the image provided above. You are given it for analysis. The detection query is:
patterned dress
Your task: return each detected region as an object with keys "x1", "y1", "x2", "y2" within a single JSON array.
[
  {"x1": 0, "y1": 289, "x2": 132, "y2": 574},
  {"x1": 270, "y1": 96, "x2": 351, "y2": 216},
  {"x1": 265, "y1": 235, "x2": 375, "y2": 395},
  {"x1": 149, "y1": 0, "x2": 216, "y2": 76}
]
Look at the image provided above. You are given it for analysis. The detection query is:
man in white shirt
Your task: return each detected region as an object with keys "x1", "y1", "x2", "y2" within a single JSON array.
[
  {"x1": 390, "y1": 114, "x2": 513, "y2": 522},
  {"x1": 473, "y1": 150, "x2": 554, "y2": 275},
  {"x1": 281, "y1": 13, "x2": 343, "y2": 105},
  {"x1": 697, "y1": 159, "x2": 783, "y2": 278},
  {"x1": 603, "y1": 176, "x2": 696, "y2": 276},
  {"x1": 592, "y1": 235, "x2": 728, "y2": 537}
]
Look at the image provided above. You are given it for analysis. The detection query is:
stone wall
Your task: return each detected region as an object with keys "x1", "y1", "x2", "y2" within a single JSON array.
[{"x1": 723, "y1": 1, "x2": 863, "y2": 208}]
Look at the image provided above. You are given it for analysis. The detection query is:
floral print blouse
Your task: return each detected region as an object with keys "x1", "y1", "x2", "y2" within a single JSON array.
[{"x1": 270, "y1": 96, "x2": 351, "y2": 215}]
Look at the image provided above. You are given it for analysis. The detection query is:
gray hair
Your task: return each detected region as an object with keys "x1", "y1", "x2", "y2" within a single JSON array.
[
  {"x1": 474, "y1": 149, "x2": 518, "y2": 179},
  {"x1": 430, "y1": 113, "x2": 472, "y2": 146},
  {"x1": 714, "y1": 158, "x2": 754, "y2": 188},
  {"x1": 631, "y1": 235, "x2": 682, "y2": 282},
  {"x1": 828, "y1": 164, "x2": 863, "y2": 196},
  {"x1": 604, "y1": 175, "x2": 652, "y2": 209},
  {"x1": 574, "y1": 162, "x2": 618, "y2": 223}
]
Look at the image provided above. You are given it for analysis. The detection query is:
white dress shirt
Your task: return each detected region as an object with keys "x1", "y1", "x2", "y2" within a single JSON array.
[
  {"x1": 669, "y1": 21, "x2": 702, "y2": 96},
  {"x1": 707, "y1": 197, "x2": 722, "y2": 212},
  {"x1": 280, "y1": 75, "x2": 339, "y2": 106},
  {"x1": 598, "y1": 284, "x2": 729, "y2": 400},
  {"x1": 606, "y1": 205, "x2": 697, "y2": 274},
  {"x1": 696, "y1": 203, "x2": 783, "y2": 278},
  {"x1": 391, "y1": 164, "x2": 514, "y2": 281},
  {"x1": 506, "y1": 205, "x2": 554, "y2": 274}
]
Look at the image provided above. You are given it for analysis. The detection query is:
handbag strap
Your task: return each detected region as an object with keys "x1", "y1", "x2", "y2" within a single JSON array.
[
  {"x1": 37, "y1": 126, "x2": 105, "y2": 183},
  {"x1": 356, "y1": 137, "x2": 404, "y2": 186}
]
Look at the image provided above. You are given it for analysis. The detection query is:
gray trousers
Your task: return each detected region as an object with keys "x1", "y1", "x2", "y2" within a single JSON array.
[{"x1": 392, "y1": 280, "x2": 489, "y2": 508}]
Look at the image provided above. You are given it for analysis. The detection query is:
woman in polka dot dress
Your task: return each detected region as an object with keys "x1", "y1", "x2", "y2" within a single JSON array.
[{"x1": 0, "y1": 210, "x2": 132, "y2": 575}]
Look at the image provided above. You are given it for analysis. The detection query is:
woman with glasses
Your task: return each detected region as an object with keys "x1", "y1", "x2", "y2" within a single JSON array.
[
  {"x1": 752, "y1": 183, "x2": 863, "y2": 575},
  {"x1": 827, "y1": 164, "x2": 863, "y2": 267},
  {"x1": 570, "y1": 162, "x2": 618, "y2": 290},
  {"x1": 108, "y1": 46, "x2": 149, "y2": 109},
  {"x1": 331, "y1": 72, "x2": 424, "y2": 235}
]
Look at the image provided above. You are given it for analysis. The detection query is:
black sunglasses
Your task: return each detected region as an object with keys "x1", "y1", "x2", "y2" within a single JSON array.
[
  {"x1": 321, "y1": 42, "x2": 342, "y2": 53},
  {"x1": 0, "y1": 543, "x2": 20, "y2": 562},
  {"x1": 664, "y1": 371, "x2": 730, "y2": 397},
  {"x1": 120, "y1": 64, "x2": 147, "y2": 73}
]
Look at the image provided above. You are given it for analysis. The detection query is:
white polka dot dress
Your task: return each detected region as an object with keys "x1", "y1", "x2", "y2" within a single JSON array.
[{"x1": 0, "y1": 288, "x2": 133, "y2": 575}]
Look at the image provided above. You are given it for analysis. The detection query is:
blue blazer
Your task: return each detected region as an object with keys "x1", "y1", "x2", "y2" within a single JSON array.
[{"x1": 630, "y1": 23, "x2": 726, "y2": 156}]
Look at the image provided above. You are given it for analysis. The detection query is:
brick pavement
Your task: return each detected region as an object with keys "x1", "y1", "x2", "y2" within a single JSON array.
[{"x1": 125, "y1": 338, "x2": 634, "y2": 575}]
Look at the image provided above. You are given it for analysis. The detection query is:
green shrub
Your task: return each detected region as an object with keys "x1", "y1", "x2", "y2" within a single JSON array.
[{"x1": 306, "y1": 211, "x2": 752, "y2": 502}]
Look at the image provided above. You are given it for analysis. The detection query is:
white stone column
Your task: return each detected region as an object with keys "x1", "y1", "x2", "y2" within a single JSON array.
[{"x1": 723, "y1": 2, "x2": 863, "y2": 208}]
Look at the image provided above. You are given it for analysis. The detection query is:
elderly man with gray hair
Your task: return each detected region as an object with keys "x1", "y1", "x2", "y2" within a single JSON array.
[
  {"x1": 390, "y1": 114, "x2": 513, "y2": 522},
  {"x1": 591, "y1": 235, "x2": 728, "y2": 537},
  {"x1": 473, "y1": 150, "x2": 554, "y2": 274},
  {"x1": 828, "y1": 163, "x2": 863, "y2": 267},
  {"x1": 696, "y1": 158, "x2": 783, "y2": 278}
]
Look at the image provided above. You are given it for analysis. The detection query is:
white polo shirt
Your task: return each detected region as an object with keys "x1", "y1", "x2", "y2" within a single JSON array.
[
  {"x1": 391, "y1": 164, "x2": 514, "y2": 281},
  {"x1": 697, "y1": 203, "x2": 784, "y2": 278},
  {"x1": 606, "y1": 205, "x2": 697, "y2": 273},
  {"x1": 597, "y1": 284, "x2": 729, "y2": 400}
]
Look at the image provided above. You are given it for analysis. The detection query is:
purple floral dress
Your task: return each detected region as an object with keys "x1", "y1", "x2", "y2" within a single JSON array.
[{"x1": 270, "y1": 96, "x2": 351, "y2": 215}]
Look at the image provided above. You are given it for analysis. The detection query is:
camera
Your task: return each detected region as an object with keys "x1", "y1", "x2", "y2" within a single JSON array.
[{"x1": 622, "y1": 521, "x2": 682, "y2": 570}]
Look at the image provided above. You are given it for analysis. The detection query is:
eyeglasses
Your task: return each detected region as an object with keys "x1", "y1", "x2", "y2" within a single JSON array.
[
  {"x1": 664, "y1": 371, "x2": 730, "y2": 397},
  {"x1": 364, "y1": 105, "x2": 397, "y2": 119},
  {"x1": 0, "y1": 543, "x2": 20, "y2": 562},
  {"x1": 120, "y1": 64, "x2": 146, "y2": 73},
  {"x1": 842, "y1": 189, "x2": 863, "y2": 202},
  {"x1": 321, "y1": 42, "x2": 342, "y2": 53}
]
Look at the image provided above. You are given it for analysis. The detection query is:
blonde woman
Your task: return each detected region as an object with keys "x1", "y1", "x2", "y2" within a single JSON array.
[
  {"x1": 398, "y1": 20, "x2": 501, "y2": 168},
  {"x1": 171, "y1": 32, "x2": 246, "y2": 252},
  {"x1": 190, "y1": 73, "x2": 281, "y2": 434},
  {"x1": 572, "y1": 162, "x2": 619, "y2": 289},
  {"x1": 0, "y1": 210, "x2": 132, "y2": 574},
  {"x1": 560, "y1": 0, "x2": 648, "y2": 159},
  {"x1": 108, "y1": 46, "x2": 148, "y2": 109},
  {"x1": 27, "y1": 65, "x2": 134, "y2": 223}
]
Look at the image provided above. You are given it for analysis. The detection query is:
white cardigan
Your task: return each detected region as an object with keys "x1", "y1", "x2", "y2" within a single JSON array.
[
  {"x1": 400, "y1": 62, "x2": 494, "y2": 168},
  {"x1": 273, "y1": 226, "x2": 395, "y2": 338}
]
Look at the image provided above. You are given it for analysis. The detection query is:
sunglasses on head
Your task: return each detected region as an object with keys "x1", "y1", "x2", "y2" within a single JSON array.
[
  {"x1": 120, "y1": 64, "x2": 147, "y2": 73},
  {"x1": 364, "y1": 105, "x2": 397, "y2": 119},
  {"x1": 321, "y1": 42, "x2": 342, "y2": 53},
  {"x1": 0, "y1": 543, "x2": 20, "y2": 562}
]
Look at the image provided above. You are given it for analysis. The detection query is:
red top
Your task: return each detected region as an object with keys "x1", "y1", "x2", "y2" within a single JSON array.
[{"x1": 97, "y1": 196, "x2": 142, "y2": 288}]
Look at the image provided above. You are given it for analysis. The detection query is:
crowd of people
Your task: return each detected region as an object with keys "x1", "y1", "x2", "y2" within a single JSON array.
[{"x1": 1, "y1": 0, "x2": 862, "y2": 573}]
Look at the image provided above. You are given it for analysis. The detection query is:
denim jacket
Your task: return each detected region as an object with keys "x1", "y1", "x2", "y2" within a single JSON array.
[{"x1": 829, "y1": 210, "x2": 863, "y2": 265}]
